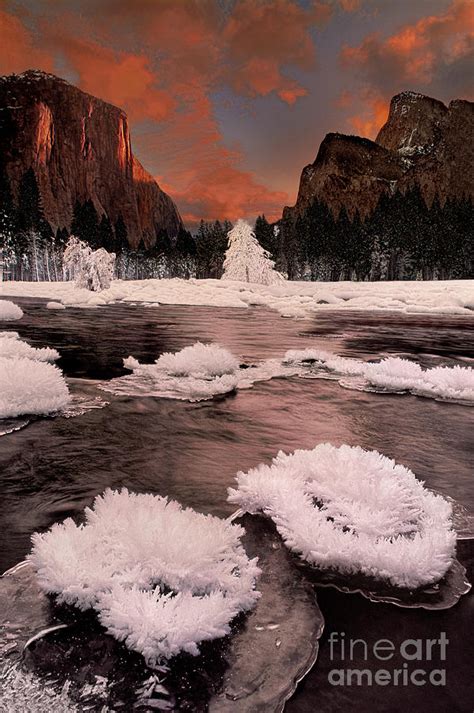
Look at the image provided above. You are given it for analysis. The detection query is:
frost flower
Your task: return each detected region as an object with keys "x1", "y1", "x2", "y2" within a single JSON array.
[
  {"x1": 228, "y1": 443, "x2": 455, "y2": 589},
  {"x1": 30, "y1": 489, "x2": 260, "y2": 664}
]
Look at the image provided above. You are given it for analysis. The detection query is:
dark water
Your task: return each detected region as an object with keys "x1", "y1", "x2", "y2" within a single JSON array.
[{"x1": 1, "y1": 298, "x2": 473, "y2": 712}]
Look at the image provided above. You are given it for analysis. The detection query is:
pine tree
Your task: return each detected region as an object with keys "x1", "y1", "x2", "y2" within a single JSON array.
[
  {"x1": 98, "y1": 214, "x2": 114, "y2": 249},
  {"x1": 222, "y1": 219, "x2": 284, "y2": 285},
  {"x1": 71, "y1": 199, "x2": 100, "y2": 247}
]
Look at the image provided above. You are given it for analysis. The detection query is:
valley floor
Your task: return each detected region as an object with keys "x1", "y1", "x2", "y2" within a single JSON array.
[{"x1": 1, "y1": 277, "x2": 473, "y2": 319}]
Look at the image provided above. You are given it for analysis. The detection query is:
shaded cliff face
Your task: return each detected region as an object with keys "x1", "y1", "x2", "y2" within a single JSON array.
[
  {"x1": 284, "y1": 91, "x2": 474, "y2": 223},
  {"x1": 0, "y1": 70, "x2": 183, "y2": 247}
]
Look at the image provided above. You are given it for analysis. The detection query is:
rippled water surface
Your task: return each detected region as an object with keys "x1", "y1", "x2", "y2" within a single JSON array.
[{"x1": 1, "y1": 298, "x2": 473, "y2": 712}]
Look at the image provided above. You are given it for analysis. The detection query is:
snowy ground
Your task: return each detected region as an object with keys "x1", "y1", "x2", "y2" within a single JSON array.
[{"x1": 1, "y1": 278, "x2": 473, "y2": 319}]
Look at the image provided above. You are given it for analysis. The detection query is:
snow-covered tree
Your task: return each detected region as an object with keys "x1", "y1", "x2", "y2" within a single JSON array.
[
  {"x1": 222, "y1": 219, "x2": 284, "y2": 285},
  {"x1": 63, "y1": 236, "x2": 115, "y2": 291}
]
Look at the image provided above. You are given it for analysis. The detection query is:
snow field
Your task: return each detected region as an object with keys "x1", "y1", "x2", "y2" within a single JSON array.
[{"x1": 2, "y1": 278, "x2": 473, "y2": 318}]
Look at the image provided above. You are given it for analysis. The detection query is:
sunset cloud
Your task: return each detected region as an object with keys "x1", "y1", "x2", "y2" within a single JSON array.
[
  {"x1": 341, "y1": 0, "x2": 474, "y2": 96},
  {"x1": 0, "y1": 9, "x2": 52, "y2": 75},
  {"x1": 339, "y1": 0, "x2": 474, "y2": 140}
]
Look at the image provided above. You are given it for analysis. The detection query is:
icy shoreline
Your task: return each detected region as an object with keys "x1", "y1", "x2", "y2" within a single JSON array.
[{"x1": 1, "y1": 278, "x2": 473, "y2": 319}]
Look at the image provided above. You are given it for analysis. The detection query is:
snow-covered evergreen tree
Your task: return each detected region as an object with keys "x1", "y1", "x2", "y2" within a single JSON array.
[
  {"x1": 63, "y1": 236, "x2": 115, "y2": 291},
  {"x1": 222, "y1": 219, "x2": 284, "y2": 285}
]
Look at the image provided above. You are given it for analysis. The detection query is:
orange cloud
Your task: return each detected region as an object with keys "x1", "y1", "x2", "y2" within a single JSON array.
[
  {"x1": 223, "y1": 0, "x2": 327, "y2": 103},
  {"x1": 46, "y1": 34, "x2": 176, "y2": 122},
  {"x1": 341, "y1": 0, "x2": 474, "y2": 93},
  {"x1": 0, "y1": 9, "x2": 53, "y2": 75},
  {"x1": 347, "y1": 92, "x2": 389, "y2": 138},
  {"x1": 0, "y1": 0, "x2": 328, "y2": 224}
]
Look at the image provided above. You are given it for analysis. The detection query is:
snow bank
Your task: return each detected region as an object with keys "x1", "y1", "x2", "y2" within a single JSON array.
[
  {"x1": 46, "y1": 301, "x2": 66, "y2": 310},
  {"x1": 2, "y1": 278, "x2": 473, "y2": 319},
  {"x1": 0, "y1": 334, "x2": 59, "y2": 362},
  {"x1": 0, "y1": 299, "x2": 23, "y2": 321},
  {"x1": 0, "y1": 358, "x2": 70, "y2": 419},
  {"x1": 30, "y1": 489, "x2": 260, "y2": 664},
  {"x1": 228, "y1": 444, "x2": 455, "y2": 589},
  {"x1": 284, "y1": 351, "x2": 474, "y2": 403}
]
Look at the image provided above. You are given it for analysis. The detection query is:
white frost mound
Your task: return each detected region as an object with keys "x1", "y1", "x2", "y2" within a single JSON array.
[
  {"x1": 0, "y1": 357, "x2": 70, "y2": 419},
  {"x1": 0, "y1": 335, "x2": 59, "y2": 362},
  {"x1": 0, "y1": 300, "x2": 23, "y2": 321},
  {"x1": 416, "y1": 365, "x2": 474, "y2": 401},
  {"x1": 228, "y1": 444, "x2": 456, "y2": 589},
  {"x1": 155, "y1": 342, "x2": 239, "y2": 377},
  {"x1": 46, "y1": 301, "x2": 66, "y2": 310},
  {"x1": 107, "y1": 342, "x2": 241, "y2": 402},
  {"x1": 30, "y1": 489, "x2": 260, "y2": 664},
  {"x1": 284, "y1": 350, "x2": 474, "y2": 402}
]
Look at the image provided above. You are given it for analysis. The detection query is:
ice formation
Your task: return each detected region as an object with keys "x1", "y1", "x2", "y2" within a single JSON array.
[
  {"x1": 102, "y1": 343, "x2": 300, "y2": 402},
  {"x1": 155, "y1": 342, "x2": 239, "y2": 377},
  {"x1": 30, "y1": 489, "x2": 260, "y2": 664},
  {"x1": 0, "y1": 665, "x2": 78, "y2": 713},
  {"x1": 46, "y1": 301, "x2": 66, "y2": 310},
  {"x1": 0, "y1": 299, "x2": 23, "y2": 321},
  {"x1": 0, "y1": 334, "x2": 59, "y2": 362},
  {"x1": 228, "y1": 444, "x2": 456, "y2": 589},
  {"x1": 284, "y1": 351, "x2": 474, "y2": 403},
  {"x1": 115, "y1": 343, "x2": 240, "y2": 401},
  {"x1": 0, "y1": 357, "x2": 71, "y2": 419}
]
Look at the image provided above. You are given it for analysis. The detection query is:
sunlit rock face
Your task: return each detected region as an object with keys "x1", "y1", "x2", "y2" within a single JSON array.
[
  {"x1": 284, "y1": 90, "x2": 474, "y2": 222},
  {"x1": 0, "y1": 69, "x2": 183, "y2": 247}
]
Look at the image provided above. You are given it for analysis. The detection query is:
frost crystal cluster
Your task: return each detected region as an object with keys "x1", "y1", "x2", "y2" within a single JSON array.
[
  {"x1": 222, "y1": 219, "x2": 284, "y2": 285},
  {"x1": 0, "y1": 357, "x2": 70, "y2": 419},
  {"x1": 30, "y1": 488, "x2": 260, "y2": 664},
  {"x1": 284, "y1": 351, "x2": 474, "y2": 403},
  {"x1": 0, "y1": 299, "x2": 23, "y2": 321},
  {"x1": 0, "y1": 332, "x2": 69, "y2": 419},
  {"x1": 228, "y1": 444, "x2": 455, "y2": 589},
  {"x1": 0, "y1": 332, "x2": 59, "y2": 362},
  {"x1": 63, "y1": 237, "x2": 115, "y2": 292},
  {"x1": 116, "y1": 342, "x2": 240, "y2": 401}
]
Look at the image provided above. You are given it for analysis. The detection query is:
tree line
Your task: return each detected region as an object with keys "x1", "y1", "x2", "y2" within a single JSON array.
[
  {"x1": 1, "y1": 164, "x2": 472, "y2": 282},
  {"x1": 272, "y1": 187, "x2": 473, "y2": 281}
]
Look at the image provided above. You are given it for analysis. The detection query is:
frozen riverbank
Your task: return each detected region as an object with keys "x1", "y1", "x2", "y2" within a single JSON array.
[{"x1": 1, "y1": 277, "x2": 473, "y2": 318}]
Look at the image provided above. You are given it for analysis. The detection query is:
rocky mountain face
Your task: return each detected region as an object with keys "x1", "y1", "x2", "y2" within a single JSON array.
[
  {"x1": 0, "y1": 70, "x2": 183, "y2": 248},
  {"x1": 284, "y1": 91, "x2": 474, "y2": 223}
]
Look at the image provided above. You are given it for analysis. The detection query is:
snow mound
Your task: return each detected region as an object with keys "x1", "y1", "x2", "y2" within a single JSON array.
[
  {"x1": 0, "y1": 335, "x2": 59, "y2": 362},
  {"x1": 46, "y1": 301, "x2": 66, "y2": 310},
  {"x1": 0, "y1": 357, "x2": 71, "y2": 419},
  {"x1": 228, "y1": 444, "x2": 455, "y2": 589},
  {"x1": 156, "y1": 342, "x2": 239, "y2": 377},
  {"x1": 0, "y1": 300, "x2": 23, "y2": 321},
  {"x1": 30, "y1": 488, "x2": 260, "y2": 664},
  {"x1": 285, "y1": 350, "x2": 474, "y2": 403}
]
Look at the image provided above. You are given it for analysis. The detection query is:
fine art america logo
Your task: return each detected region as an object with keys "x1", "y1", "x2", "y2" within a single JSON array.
[{"x1": 328, "y1": 632, "x2": 448, "y2": 687}]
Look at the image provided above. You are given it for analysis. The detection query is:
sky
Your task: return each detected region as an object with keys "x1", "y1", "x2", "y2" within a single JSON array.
[{"x1": 0, "y1": 0, "x2": 473, "y2": 227}]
